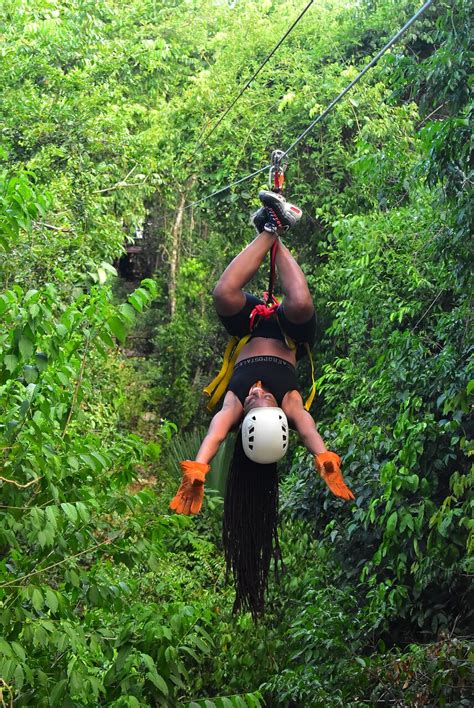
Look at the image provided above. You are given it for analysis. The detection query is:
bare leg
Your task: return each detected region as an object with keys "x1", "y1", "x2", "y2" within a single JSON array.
[
  {"x1": 275, "y1": 241, "x2": 314, "y2": 323},
  {"x1": 213, "y1": 231, "x2": 276, "y2": 316}
]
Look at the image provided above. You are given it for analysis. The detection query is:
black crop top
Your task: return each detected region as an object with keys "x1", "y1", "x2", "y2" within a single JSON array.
[{"x1": 228, "y1": 355, "x2": 299, "y2": 406}]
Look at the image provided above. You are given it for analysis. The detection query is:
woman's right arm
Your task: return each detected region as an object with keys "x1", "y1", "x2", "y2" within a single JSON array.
[{"x1": 195, "y1": 392, "x2": 243, "y2": 464}]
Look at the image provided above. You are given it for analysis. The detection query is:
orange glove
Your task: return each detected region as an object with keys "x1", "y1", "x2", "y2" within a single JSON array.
[
  {"x1": 314, "y1": 452, "x2": 355, "y2": 501},
  {"x1": 169, "y1": 460, "x2": 211, "y2": 515}
]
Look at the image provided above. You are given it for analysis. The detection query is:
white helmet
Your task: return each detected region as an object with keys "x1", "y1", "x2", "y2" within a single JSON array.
[{"x1": 241, "y1": 407, "x2": 289, "y2": 464}]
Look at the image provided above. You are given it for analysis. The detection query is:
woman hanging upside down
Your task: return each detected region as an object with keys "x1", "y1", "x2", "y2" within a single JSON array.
[{"x1": 170, "y1": 190, "x2": 354, "y2": 618}]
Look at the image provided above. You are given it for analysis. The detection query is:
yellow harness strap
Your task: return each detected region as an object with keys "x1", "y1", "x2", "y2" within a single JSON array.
[
  {"x1": 203, "y1": 334, "x2": 251, "y2": 410},
  {"x1": 303, "y1": 342, "x2": 317, "y2": 411},
  {"x1": 280, "y1": 327, "x2": 316, "y2": 411}
]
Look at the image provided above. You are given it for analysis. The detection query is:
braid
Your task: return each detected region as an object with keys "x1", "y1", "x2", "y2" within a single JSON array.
[{"x1": 223, "y1": 434, "x2": 282, "y2": 620}]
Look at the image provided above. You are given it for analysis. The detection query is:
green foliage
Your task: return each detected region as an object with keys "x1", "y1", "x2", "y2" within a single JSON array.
[
  {"x1": 261, "y1": 524, "x2": 367, "y2": 706},
  {"x1": 367, "y1": 635, "x2": 474, "y2": 706},
  {"x1": 0, "y1": 159, "x2": 266, "y2": 708},
  {"x1": 1, "y1": 0, "x2": 472, "y2": 705}
]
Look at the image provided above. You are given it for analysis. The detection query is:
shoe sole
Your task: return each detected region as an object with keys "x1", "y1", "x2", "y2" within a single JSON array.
[{"x1": 259, "y1": 190, "x2": 302, "y2": 226}]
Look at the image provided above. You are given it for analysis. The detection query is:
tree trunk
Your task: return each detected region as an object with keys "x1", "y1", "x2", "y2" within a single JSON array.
[
  {"x1": 169, "y1": 192, "x2": 185, "y2": 318},
  {"x1": 169, "y1": 176, "x2": 195, "y2": 317}
]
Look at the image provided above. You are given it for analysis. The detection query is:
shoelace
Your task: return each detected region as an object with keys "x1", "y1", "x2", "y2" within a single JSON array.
[{"x1": 267, "y1": 207, "x2": 283, "y2": 230}]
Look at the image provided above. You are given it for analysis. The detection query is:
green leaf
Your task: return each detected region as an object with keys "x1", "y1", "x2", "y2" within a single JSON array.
[
  {"x1": 25, "y1": 383, "x2": 37, "y2": 400},
  {"x1": 76, "y1": 502, "x2": 90, "y2": 523},
  {"x1": 31, "y1": 588, "x2": 43, "y2": 612},
  {"x1": 35, "y1": 352, "x2": 48, "y2": 371},
  {"x1": 61, "y1": 503, "x2": 78, "y2": 524},
  {"x1": 0, "y1": 294, "x2": 9, "y2": 315},
  {"x1": 45, "y1": 506, "x2": 58, "y2": 529},
  {"x1": 1, "y1": 658, "x2": 14, "y2": 682},
  {"x1": 140, "y1": 654, "x2": 169, "y2": 695},
  {"x1": 80, "y1": 453, "x2": 100, "y2": 471},
  {"x1": 128, "y1": 292, "x2": 145, "y2": 312},
  {"x1": 67, "y1": 455, "x2": 79, "y2": 470},
  {"x1": 181, "y1": 646, "x2": 201, "y2": 662},
  {"x1": 67, "y1": 569, "x2": 80, "y2": 588},
  {"x1": 55, "y1": 323, "x2": 68, "y2": 338},
  {"x1": 386, "y1": 511, "x2": 398, "y2": 535},
  {"x1": 108, "y1": 316, "x2": 126, "y2": 343},
  {"x1": 100, "y1": 262, "x2": 117, "y2": 275},
  {"x1": 45, "y1": 588, "x2": 58, "y2": 613},
  {"x1": 123, "y1": 698, "x2": 140, "y2": 708},
  {"x1": 97, "y1": 267, "x2": 107, "y2": 284},
  {"x1": 23, "y1": 365, "x2": 39, "y2": 383},
  {"x1": 19, "y1": 399, "x2": 30, "y2": 417},
  {"x1": 14, "y1": 663, "x2": 24, "y2": 691},
  {"x1": 118, "y1": 303, "x2": 136, "y2": 324},
  {"x1": 11, "y1": 642, "x2": 26, "y2": 662},
  {"x1": 4, "y1": 354, "x2": 18, "y2": 373},
  {"x1": 141, "y1": 278, "x2": 158, "y2": 297},
  {"x1": 144, "y1": 442, "x2": 161, "y2": 460},
  {"x1": 57, "y1": 371, "x2": 70, "y2": 387},
  {"x1": 98, "y1": 329, "x2": 115, "y2": 348},
  {"x1": 89, "y1": 452, "x2": 108, "y2": 470},
  {"x1": 50, "y1": 679, "x2": 68, "y2": 704},
  {"x1": 19, "y1": 336, "x2": 33, "y2": 359},
  {"x1": 147, "y1": 553, "x2": 159, "y2": 572}
]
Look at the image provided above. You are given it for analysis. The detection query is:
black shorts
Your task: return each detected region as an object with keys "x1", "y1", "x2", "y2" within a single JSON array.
[{"x1": 218, "y1": 292, "x2": 316, "y2": 358}]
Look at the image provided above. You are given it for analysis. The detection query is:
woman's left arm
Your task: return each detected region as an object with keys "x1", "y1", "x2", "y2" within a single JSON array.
[{"x1": 282, "y1": 390, "x2": 354, "y2": 501}]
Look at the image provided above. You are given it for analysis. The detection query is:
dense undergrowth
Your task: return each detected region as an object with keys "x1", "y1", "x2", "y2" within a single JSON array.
[{"x1": 0, "y1": 0, "x2": 472, "y2": 706}]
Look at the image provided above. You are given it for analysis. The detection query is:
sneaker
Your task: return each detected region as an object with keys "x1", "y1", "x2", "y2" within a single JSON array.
[
  {"x1": 250, "y1": 207, "x2": 279, "y2": 234},
  {"x1": 259, "y1": 190, "x2": 302, "y2": 231}
]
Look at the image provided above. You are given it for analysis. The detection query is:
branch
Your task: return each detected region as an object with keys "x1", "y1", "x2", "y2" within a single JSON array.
[
  {"x1": 0, "y1": 539, "x2": 111, "y2": 588},
  {"x1": 0, "y1": 475, "x2": 42, "y2": 489},
  {"x1": 0, "y1": 679, "x2": 13, "y2": 708},
  {"x1": 416, "y1": 102, "x2": 447, "y2": 129},
  {"x1": 33, "y1": 221, "x2": 72, "y2": 233},
  {"x1": 93, "y1": 164, "x2": 141, "y2": 194},
  {"x1": 94, "y1": 182, "x2": 145, "y2": 194},
  {"x1": 61, "y1": 339, "x2": 91, "y2": 439}
]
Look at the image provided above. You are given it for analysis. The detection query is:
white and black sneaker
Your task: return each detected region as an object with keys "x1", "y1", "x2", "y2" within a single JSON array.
[
  {"x1": 259, "y1": 190, "x2": 302, "y2": 231},
  {"x1": 250, "y1": 207, "x2": 280, "y2": 234}
]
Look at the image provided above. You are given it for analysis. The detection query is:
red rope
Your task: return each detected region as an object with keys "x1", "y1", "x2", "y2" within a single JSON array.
[
  {"x1": 266, "y1": 239, "x2": 279, "y2": 305},
  {"x1": 249, "y1": 240, "x2": 280, "y2": 331},
  {"x1": 249, "y1": 301, "x2": 278, "y2": 330}
]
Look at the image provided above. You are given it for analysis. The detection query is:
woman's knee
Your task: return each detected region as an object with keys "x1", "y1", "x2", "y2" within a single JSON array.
[
  {"x1": 213, "y1": 278, "x2": 231, "y2": 306},
  {"x1": 213, "y1": 280, "x2": 245, "y2": 316},
  {"x1": 283, "y1": 295, "x2": 314, "y2": 324}
]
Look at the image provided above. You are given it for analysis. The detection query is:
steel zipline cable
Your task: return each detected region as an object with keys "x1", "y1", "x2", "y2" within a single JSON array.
[
  {"x1": 281, "y1": 0, "x2": 435, "y2": 158},
  {"x1": 189, "y1": 0, "x2": 315, "y2": 160},
  {"x1": 183, "y1": 0, "x2": 435, "y2": 213}
]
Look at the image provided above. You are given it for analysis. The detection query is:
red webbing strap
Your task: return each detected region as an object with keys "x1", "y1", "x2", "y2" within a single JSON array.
[
  {"x1": 266, "y1": 239, "x2": 279, "y2": 305},
  {"x1": 249, "y1": 239, "x2": 280, "y2": 330}
]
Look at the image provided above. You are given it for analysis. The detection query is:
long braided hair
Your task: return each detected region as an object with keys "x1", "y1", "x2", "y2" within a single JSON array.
[{"x1": 223, "y1": 433, "x2": 282, "y2": 620}]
